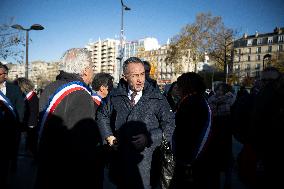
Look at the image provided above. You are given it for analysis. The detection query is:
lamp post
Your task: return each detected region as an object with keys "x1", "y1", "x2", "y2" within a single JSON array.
[
  {"x1": 11, "y1": 24, "x2": 44, "y2": 79},
  {"x1": 117, "y1": 0, "x2": 131, "y2": 79}
]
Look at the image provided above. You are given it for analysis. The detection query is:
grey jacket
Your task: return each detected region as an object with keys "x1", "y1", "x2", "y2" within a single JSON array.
[{"x1": 96, "y1": 79, "x2": 175, "y2": 188}]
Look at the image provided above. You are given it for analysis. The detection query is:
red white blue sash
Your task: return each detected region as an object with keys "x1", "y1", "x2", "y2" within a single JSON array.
[
  {"x1": 92, "y1": 92, "x2": 102, "y2": 106},
  {"x1": 39, "y1": 81, "x2": 92, "y2": 137},
  {"x1": 25, "y1": 91, "x2": 36, "y2": 101},
  {"x1": 194, "y1": 98, "x2": 212, "y2": 159},
  {"x1": 0, "y1": 90, "x2": 16, "y2": 117}
]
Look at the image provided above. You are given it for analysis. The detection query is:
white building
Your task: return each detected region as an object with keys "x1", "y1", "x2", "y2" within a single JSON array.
[
  {"x1": 124, "y1": 37, "x2": 160, "y2": 59},
  {"x1": 86, "y1": 37, "x2": 161, "y2": 82},
  {"x1": 86, "y1": 38, "x2": 120, "y2": 82}
]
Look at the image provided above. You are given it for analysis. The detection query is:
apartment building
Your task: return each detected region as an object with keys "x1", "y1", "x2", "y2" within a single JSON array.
[
  {"x1": 233, "y1": 27, "x2": 284, "y2": 81},
  {"x1": 124, "y1": 37, "x2": 160, "y2": 59},
  {"x1": 6, "y1": 63, "x2": 25, "y2": 79},
  {"x1": 86, "y1": 38, "x2": 120, "y2": 81},
  {"x1": 137, "y1": 44, "x2": 194, "y2": 85},
  {"x1": 86, "y1": 37, "x2": 161, "y2": 82},
  {"x1": 6, "y1": 61, "x2": 59, "y2": 89}
]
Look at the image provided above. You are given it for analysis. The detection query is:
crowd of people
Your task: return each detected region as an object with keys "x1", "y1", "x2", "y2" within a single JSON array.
[{"x1": 0, "y1": 48, "x2": 283, "y2": 189}]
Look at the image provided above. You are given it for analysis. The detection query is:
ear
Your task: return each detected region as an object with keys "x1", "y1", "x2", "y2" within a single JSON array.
[
  {"x1": 83, "y1": 67, "x2": 89, "y2": 76},
  {"x1": 99, "y1": 85, "x2": 104, "y2": 92},
  {"x1": 122, "y1": 74, "x2": 127, "y2": 82},
  {"x1": 80, "y1": 68, "x2": 86, "y2": 78}
]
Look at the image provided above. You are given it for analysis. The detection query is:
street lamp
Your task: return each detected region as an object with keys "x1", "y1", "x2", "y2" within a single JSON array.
[
  {"x1": 117, "y1": 0, "x2": 131, "y2": 79},
  {"x1": 11, "y1": 24, "x2": 44, "y2": 79}
]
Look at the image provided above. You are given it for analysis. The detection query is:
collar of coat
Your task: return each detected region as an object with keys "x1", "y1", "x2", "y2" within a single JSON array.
[
  {"x1": 56, "y1": 71, "x2": 85, "y2": 83},
  {"x1": 112, "y1": 79, "x2": 163, "y2": 100}
]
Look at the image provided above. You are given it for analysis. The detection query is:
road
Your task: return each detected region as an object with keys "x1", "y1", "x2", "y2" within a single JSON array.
[{"x1": 8, "y1": 133, "x2": 248, "y2": 189}]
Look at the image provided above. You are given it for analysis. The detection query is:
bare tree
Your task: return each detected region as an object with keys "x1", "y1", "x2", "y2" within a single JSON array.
[
  {"x1": 0, "y1": 18, "x2": 25, "y2": 63},
  {"x1": 166, "y1": 12, "x2": 236, "y2": 75}
]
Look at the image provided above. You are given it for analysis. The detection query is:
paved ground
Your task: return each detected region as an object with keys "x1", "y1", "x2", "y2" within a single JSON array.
[
  {"x1": 8, "y1": 134, "x2": 249, "y2": 189},
  {"x1": 230, "y1": 137, "x2": 249, "y2": 189}
]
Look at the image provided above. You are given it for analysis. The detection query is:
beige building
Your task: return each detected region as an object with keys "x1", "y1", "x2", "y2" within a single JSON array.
[
  {"x1": 30, "y1": 61, "x2": 59, "y2": 89},
  {"x1": 6, "y1": 61, "x2": 59, "y2": 89},
  {"x1": 6, "y1": 63, "x2": 25, "y2": 79},
  {"x1": 137, "y1": 45, "x2": 194, "y2": 85},
  {"x1": 86, "y1": 37, "x2": 196, "y2": 85},
  {"x1": 233, "y1": 27, "x2": 284, "y2": 81}
]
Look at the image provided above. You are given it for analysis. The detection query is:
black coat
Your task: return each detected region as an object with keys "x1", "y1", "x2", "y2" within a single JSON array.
[
  {"x1": 23, "y1": 91, "x2": 39, "y2": 155},
  {"x1": 6, "y1": 82, "x2": 25, "y2": 122},
  {"x1": 23, "y1": 91, "x2": 39, "y2": 129},
  {"x1": 173, "y1": 94, "x2": 216, "y2": 188},
  {"x1": 35, "y1": 72, "x2": 100, "y2": 189},
  {"x1": 0, "y1": 82, "x2": 25, "y2": 159},
  {"x1": 97, "y1": 79, "x2": 175, "y2": 189}
]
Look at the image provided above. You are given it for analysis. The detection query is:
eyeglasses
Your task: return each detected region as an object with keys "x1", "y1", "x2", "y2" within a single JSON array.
[{"x1": 0, "y1": 72, "x2": 7, "y2": 76}]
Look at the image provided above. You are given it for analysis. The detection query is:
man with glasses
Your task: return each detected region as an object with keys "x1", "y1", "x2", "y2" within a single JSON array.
[
  {"x1": 0, "y1": 63, "x2": 25, "y2": 188},
  {"x1": 96, "y1": 57, "x2": 175, "y2": 189}
]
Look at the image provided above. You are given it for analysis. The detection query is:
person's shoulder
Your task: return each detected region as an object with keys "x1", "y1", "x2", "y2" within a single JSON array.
[
  {"x1": 6, "y1": 82, "x2": 22, "y2": 93},
  {"x1": 6, "y1": 81, "x2": 18, "y2": 88},
  {"x1": 148, "y1": 88, "x2": 165, "y2": 101},
  {"x1": 40, "y1": 80, "x2": 65, "y2": 99}
]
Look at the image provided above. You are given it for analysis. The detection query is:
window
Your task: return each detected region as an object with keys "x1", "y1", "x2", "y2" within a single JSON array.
[
  {"x1": 278, "y1": 35, "x2": 284, "y2": 42},
  {"x1": 268, "y1": 46, "x2": 272, "y2": 52},
  {"x1": 234, "y1": 64, "x2": 240, "y2": 72},
  {"x1": 246, "y1": 48, "x2": 251, "y2": 54},
  {"x1": 279, "y1": 45, "x2": 283, "y2": 52},
  {"x1": 257, "y1": 55, "x2": 261, "y2": 61},
  {"x1": 255, "y1": 64, "x2": 260, "y2": 69},
  {"x1": 236, "y1": 64, "x2": 240, "y2": 69},
  {"x1": 257, "y1": 47, "x2": 261, "y2": 53},
  {"x1": 247, "y1": 39, "x2": 253, "y2": 46},
  {"x1": 255, "y1": 64, "x2": 260, "y2": 78},
  {"x1": 238, "y1": 49, "x2": 241, "y2": 54},
  {"x1": 257, "y1": 38, "x2": 263, "y2": 45},
  {"x1": 246, "y1": 64, "x2": 250, "y2": 70},
  {"x1": 268, "y1": 37, "x2": 273, "y2": 44},
  {"x1": 238, "y1": 56, "x2": 241, "y2": 62},
  {"x1": 248, "y1": 55, "x2": 251, "y2": 62}
]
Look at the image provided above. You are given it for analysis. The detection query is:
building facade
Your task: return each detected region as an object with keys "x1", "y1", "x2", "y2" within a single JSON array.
[
  {"x1": 86, "y1": 37, "x2": 161, "y2": 83},
  {"x1": 7, "y1": 61, "x2": 59, "y2": 89},
  {"x1": 86, "y1": 38, "x2": 120, "y2": 81},
  {"x1": 233, "y1": 27, "x2": 284, "y2": 82},
  {"x1": 137, "y1": 44, "x2": 194, "y2": 85},
  {"x1": 124, "y1": 37, "x2": 160, "y2": 59}
]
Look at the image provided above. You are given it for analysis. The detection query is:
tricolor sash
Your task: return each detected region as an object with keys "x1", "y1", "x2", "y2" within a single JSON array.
[
  {"x1": 0, "y1": 90, "x2": 16, "y2": 118},
  {"x1": 92, "y1": 92, "x2": 102, "y2": 106},
  {"x1": 25, "y1": 91, "x2": 36, "y2": 101},
  {"x1": 193, "y1": 98, "x2": 212, "y2": 159},
  {"x1": 39, "y1": 81, "x2": 92, "y2": 138}
]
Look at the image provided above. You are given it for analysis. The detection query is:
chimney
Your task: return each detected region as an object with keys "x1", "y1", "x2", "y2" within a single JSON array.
[
  {"x1": 255, "y1": 31, "x2": 258, "y2": 37},
  {"x1": 243, "y1": 33, "x2": 247, "y2": 39},
  {"x1": 274, "y1": 27, "x2": 280, "y2": 33}
]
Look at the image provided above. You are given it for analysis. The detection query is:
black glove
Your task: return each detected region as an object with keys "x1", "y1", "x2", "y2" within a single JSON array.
[{"x1": 131, "y1": 134, "x2": 148, "y2": 151}]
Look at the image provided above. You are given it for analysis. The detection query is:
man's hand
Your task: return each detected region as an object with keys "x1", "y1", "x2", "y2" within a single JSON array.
[
  {"x1": 106, "y1": 135, "x2": 117, "y2": 146},
  {"x1": 132, "y1": 134, "x2": 148, "y2": 151}
]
